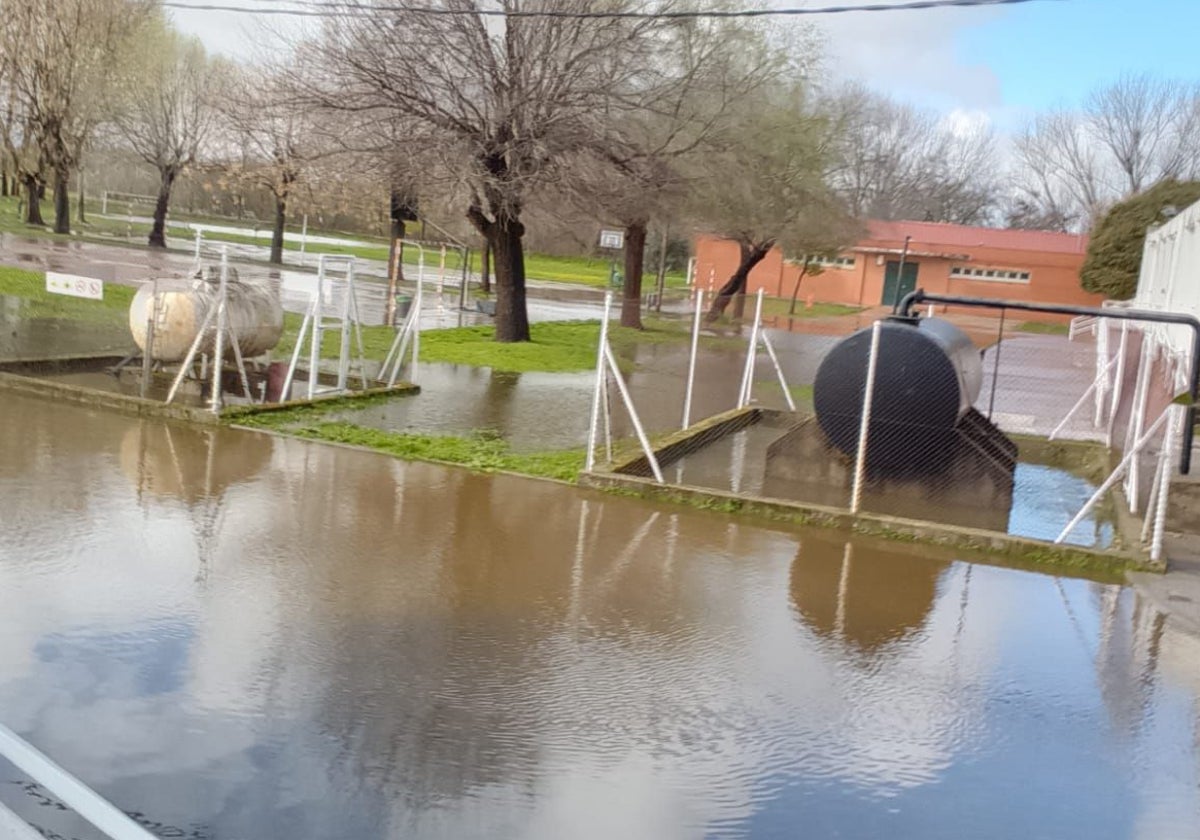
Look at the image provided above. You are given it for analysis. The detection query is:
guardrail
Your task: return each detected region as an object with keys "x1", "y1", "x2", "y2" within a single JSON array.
[{"x1": 0, "y1": 722, "x2": 157, "y2": 840}]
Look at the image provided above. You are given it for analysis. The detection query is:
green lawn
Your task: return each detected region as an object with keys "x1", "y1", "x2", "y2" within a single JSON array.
[
  {"x1": 759, "y1": 297, "x2": 861, "y2": 319},
  {"x1": 1016, "y1": 320, "x2": 1070, "y2": 335},
  {"x1": 0, "y1": 265, "x2": 134, "y2": 320},
  {"x1": 0, "y1": 194, "x2": 689, "y2": 290}
]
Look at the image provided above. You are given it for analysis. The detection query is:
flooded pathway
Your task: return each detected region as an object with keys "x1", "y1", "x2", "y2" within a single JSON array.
[{"x1": 0, "y1": 394, "x2": 1198, "y2": 839}]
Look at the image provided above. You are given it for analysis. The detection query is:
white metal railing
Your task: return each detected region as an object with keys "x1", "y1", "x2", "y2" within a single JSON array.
[
  {"x1": 99, "y1": 190, "x2": 157, "y2": 215},
  {"x1": 0, "y1": 722, "x2": 157, "y2": 840},
  {"x1": 1068, "y1": 314, "x2": 1098, "y2": 341}
]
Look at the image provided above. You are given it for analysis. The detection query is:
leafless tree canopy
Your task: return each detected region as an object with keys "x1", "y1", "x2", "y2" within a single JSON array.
[
  {"x1": 824, "y1": 83, "x2": 998, "y2": 226},
  {"x1": 113, "y1": 31, "x2": 227, "y2": 247},
  {"x1": 0, "y1": 0, "x2": 154, "y2": 231},
  {"x1": 307, "y1": 0, "x2": 672, "y2": 341},
  {"x1": 1012, "y1": 74, "x2": 1200, "y2": 230}
]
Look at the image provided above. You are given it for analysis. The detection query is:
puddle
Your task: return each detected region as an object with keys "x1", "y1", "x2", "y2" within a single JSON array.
[{"x1": 0, "y1": 394, "x2": 1197, "y2": 839}]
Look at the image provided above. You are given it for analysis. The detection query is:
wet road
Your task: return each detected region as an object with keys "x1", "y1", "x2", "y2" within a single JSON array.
[{"x1": 0, "y1": 393, "x2": 1198, "y2": 839}]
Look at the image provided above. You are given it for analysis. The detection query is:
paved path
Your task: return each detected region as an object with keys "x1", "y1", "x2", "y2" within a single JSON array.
[{"x1": 1129, "y1": 535, "x2": 1200, "y2": 639}]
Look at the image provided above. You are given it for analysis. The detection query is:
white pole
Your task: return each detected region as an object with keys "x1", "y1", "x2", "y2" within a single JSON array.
[
  {"x1": 299, "y1": 213, "x2": 308, "y2": 266},
  {"x1": 681, "y1": 288, "x2": 703, "y2": 429},
  {"x1": 604, "y1": 341, "x2": 664, "y2": 483},
  {"x1": 308, "y1": 257, "x2": 326, "y2": 399},
  {"x1": 337, "y1": 262, "x2": 353, "y2": 392},
  {"x1": 1150, "y1": 406, "x2": 1179, "y2": 563},
  {"x1": 760, "y1": 331, "x2": 796, "y2": 411},
  {"x1": 1054, "y1": 408, "x2": 1170, "y2": 543},
  {"x1": 209, "y1": 248, "x2": 229, "y2": 414},
  {"x1": 1094, "y1": 318, "x2": 1110, "y2": 427},
  {"x1": 281, "y1": 298, "x2": 314, "y2": 400},
  {"x1": 1105, "y1": 320, "x2": 1130, "y2": 449},
  {"x1": 586, "y1": 291, "x2": 614, "y2": 472},
  {"x1": 1127, "y1": 336, "x2": 1154, "y2": 510},
  {"x1": 1049, "y1": 353, "x2": 1119, "y2": 441},
  {"x1": 437, "y1": 244, "x2": 447, "y2": 317},
  {"x1": 193, "y1": 229, "x2": 202, "y2": 264},
  {"x1": 0, "y1": 723, "x2": 159, "y2": 840},
  {"x1": 850, "y1": 320, "x2": 883, "y2": 514},
  {"x1": 601, "y1": 364, "x2": 613, "y2": 464},
  {"x1": 413, "y1": 251, "x2": 423, "y2": 378},
  {"x1": 1141, "y1": 444, "x2": 1168, "y2": 544},
  {"x1": 737, "y1": 289, "x2": 764, "y2": 408}
]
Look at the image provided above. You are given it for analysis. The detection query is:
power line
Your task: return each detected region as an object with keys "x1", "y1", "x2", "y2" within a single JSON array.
[{"x1": 161, "y1": 0, "x2": 1060, "y2": 21}]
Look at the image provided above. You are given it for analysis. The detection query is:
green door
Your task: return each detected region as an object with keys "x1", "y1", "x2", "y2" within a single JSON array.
[{"x1": 881, "y1": 260, "x2": 919, "y2": 307}]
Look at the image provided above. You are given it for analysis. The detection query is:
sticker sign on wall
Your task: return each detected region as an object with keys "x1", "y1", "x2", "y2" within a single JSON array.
[{"x1": 45, "y1": 272, "x2": 104, "y2": 301}]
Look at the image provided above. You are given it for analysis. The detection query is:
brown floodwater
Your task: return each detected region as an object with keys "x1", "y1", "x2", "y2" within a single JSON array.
[{"x1": 0, "y1": 393, "x2": 1198, "y2": 839}]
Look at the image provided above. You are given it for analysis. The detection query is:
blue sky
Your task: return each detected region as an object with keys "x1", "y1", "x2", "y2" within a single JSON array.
[
  {"x1": 963, "y1": 0, "x2": 1200, "y2": 118},
  {"x1": 172, "y1": 0, "x2": 1200, "y2": 135}
]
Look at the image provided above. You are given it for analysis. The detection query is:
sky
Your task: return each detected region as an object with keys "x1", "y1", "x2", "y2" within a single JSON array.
[{"x1": 169, "y1": 0, "x2": 1200, "y2": 134}]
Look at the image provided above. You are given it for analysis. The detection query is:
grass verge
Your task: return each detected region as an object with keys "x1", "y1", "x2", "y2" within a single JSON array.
[
  {"x1": 0, "y1": 265, "x2": 134, "y2": 320},
  {"x1": 239, "y1": 412, "x2": 586, "y2": 482},
  {"x1": 1016, "y1": 320, "x2": 1070, "y2": 335}
]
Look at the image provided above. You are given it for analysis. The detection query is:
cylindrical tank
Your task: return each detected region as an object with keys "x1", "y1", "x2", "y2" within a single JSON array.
[
  {"x1": 812, "y1": 317, "x2": 983, "y2": 471},
  {"x1": 129, "y1": 267, "x2": 283, "y2": 362}
]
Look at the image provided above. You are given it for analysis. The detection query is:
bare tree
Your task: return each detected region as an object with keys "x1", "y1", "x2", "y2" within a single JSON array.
[
  {"x1": 217, "y1": 68, "x2": 321, "y2": 265},
  {"x1": 1012, "y1": 75, "x2": 1200, "y2": 230},
  {"x1": 0, "y1": 0, "x2": 153, "y2": 233},
  {"x1": 1087, "y1": 74, "x2": 1200, "y2": 194},
  {"x1": 691, "y1": 83, "x2": 852, "y2": 321},
  {"x1": 824, "y1": 83, "x2": 999, "y2": 225},
  {"x1": 309, "y1": 0, "x2": 665, "y2": 342},
  {"x1": 115, "y1": 33, "x2": 225, "y2": 248}
]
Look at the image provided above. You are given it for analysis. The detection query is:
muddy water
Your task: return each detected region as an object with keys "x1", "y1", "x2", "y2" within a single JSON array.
[
  {"x1": 0, "y1": 393, "x2": 1198, "y2": 839},
  {"x1": 326, "y1": 335, "x2": 834, "y2": 452}
]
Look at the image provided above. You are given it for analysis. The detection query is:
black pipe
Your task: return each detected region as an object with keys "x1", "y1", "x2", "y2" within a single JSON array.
[{"x1": 896, "y1": 289, "x2": 1200, "y2": 475}]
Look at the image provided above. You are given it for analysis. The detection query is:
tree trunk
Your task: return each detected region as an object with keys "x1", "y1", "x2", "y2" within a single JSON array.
[
  {"x1": 77, "y1": 168, "x2": 86, "y2": 223},
  {"x1": 788, "y1": 261, "x2": 811, "y2": 315},
  {"x1": 620, "y1": 220, "x2": 648, "y2": 329},
  {"x1": 1, "y1": 171, "x2": 8, "y2": 197},
  {"x1": 270, "y1": 193, "x2": 286, "y2": 265},
  {"x1": 488, "y1": 216, "x2": 530, "y2": 342},
  {"x1": 52, "y1": 169, "x2": 70, "y2": 234},
  {"x1": 480, "y1": 238, "x2": 491, "y2": 294},
  {"x1": 149, "y1": 169, "x2": 176, "y2": 248},
  {"x1": 707, "y1": 239, "x2": 772, "y2": 322},
  {"x1": 22, "y1": 175, "x2": 43, "y2": 226}
]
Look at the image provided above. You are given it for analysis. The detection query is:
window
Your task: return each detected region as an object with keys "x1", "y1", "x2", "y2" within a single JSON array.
[
  {"x1": 798, "y1": 255, "x2": 855, "y2": 269},
  {"x1": 950, "y1": 266, "x2": 1031, "y2": 283}
]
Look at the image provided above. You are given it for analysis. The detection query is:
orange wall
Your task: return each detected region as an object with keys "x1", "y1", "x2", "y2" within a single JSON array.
[{"x1": 692, "y1": 235, "x2": 1105, "y2": 313}]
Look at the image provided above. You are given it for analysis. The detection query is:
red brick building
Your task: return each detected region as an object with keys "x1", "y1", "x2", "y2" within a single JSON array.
[{"x1": 694, "y1": 220, "x2": 1104, "y2": 310}]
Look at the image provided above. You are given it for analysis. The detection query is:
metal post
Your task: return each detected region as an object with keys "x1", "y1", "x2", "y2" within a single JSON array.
[
  {"x1": 586, "y1": 291, "x2": 614, "y2": 472},
  {"x1": 308, "y1": 257, "x2": 326, "y2": 399},
  {"x1": 654, "y1": 226, "x2": 668, "y2": 313},
  {"x1": 760, "y1": 331, "x2": 795, "y2": 411},
  {"x1": 281, "y1": 298, "x2": 313, "y2": 401},
  {"x1": 737, "y1": 289, "x2": 764, "y2": 408},
  {"x1": 600, "y1": 363, "x2": 613, "y2": 464},
  {"x1": 193, "y1": 229, "x2": 202, "y2": 264},
  {"x1": 299, "y1": 213, "x2": 308, "y2": 266},
  {"x1": 1127, "y1": 336, "x2": 1153, "y2": 509},
  {"x1": 681, "y1": 288, "x2": 703, "y2": 429},
  {"x1": 1105, "y1": 320, "x2": 1130, "y2": 448},
  {"x1": 850, "y1": 320, "x2": 883, "y2": 514},
  {"x1": 413, "y1": 251, "x2": 424, "y2": 378},
  {"x1": 1150, "y1": 406, "x2": 1178, "y2": 562},
  {"x1": 101, "y1": 190, "x2": 108, "y2": 215},
  {"x1": 437, "y1": 244, "x2": 446, "y2": 317},
  {"x1": 1094, "y1": 318, "x2": 1110, "y2": 426},
  {"x1": 458, "y1": 246, "x2": 469, "y2": 311},
  {"x1": 987, "y1": 308, "x2": 1005, "y2": 421},
  {"x1": 1142, "y1": 444, "x2": 1168, "y2": 544},
  {"x1": 209, "y1": 248, "x2": 229, "y2": 414},
  {"x1": 140, "y1": 282, "x2": 157, "y2": 400},
  {"x1": 1054, "y1": 408, "x2": 1171, "y2": 543},
  {"x1": 604, "y1": 341, "x2": 664, "y2": 483},
  {"x1": 337, "y1": 261, "x2": 353, "y2": 392}
]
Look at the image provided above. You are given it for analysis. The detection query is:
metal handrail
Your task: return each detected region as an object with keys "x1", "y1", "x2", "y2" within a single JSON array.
[
  {"x1": 895, "y1": 289, "x2": 1200, "y2": 474},
  {"x1": 0, "y1": 723, "x2": 157, "y2": 840}
]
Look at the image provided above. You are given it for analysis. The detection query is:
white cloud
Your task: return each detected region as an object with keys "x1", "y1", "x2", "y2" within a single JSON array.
[{"x1": 805, "y1": 0, "x2": 1007, "y2": 113}]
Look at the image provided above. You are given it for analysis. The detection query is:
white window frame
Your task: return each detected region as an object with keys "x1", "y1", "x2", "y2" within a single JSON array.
[{"x1": 950, "y1": 265, "x2": 1031, "y2": 284}]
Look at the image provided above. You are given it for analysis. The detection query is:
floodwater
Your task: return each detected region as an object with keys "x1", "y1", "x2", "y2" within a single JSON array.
[
  {"x1": 671, "y1": 420, "x2": 1118, "y2": 549},
  {"x1": 323, "y1": 335, "x2": 836, "y2": 452},
  {"x1": 1, "y1": 393, "x2": 1199, "y2": 839}
]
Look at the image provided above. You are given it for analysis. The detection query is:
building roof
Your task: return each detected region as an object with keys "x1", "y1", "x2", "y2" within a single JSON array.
[{"x1": 863, "y1": 220, "x2": 1089, "y2": 255}]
